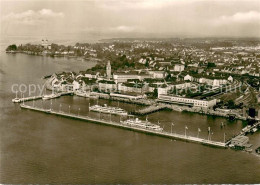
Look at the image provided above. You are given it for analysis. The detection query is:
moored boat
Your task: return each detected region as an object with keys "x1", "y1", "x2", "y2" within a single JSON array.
[
  {"x1": 89, "y1": 104, "x2": 128, "y2": 116},
  {"x1": 120, "y1": 118, "x2": 163, "y2": 131},
  {"x1": 12, "y1": 98, "x2": 21, "y2": 103}
]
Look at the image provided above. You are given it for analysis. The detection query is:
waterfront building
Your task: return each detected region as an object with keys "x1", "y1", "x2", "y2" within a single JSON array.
[
  {"x1": 231, "y1": 136, "x2": 249, "y2": 147},
  {"x1": 72, "y1": 80, "x2": 80, "y2": 91},
  {"x1": 98, "y1": 80, "x2": 117, "y2": 92},
  {"x1": 118, "y1": 82, "x2": 146, "y2": 94},
  {"x1": 157, "y1": 94, "x2": 217, "y2": 108}
]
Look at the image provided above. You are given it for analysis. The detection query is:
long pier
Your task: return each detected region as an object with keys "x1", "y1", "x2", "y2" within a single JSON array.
[
  {"x1": 20, "y1": 104, "x2": 226, "y2": 148},
  {"x1": 12, "y1": 91, "x2": 74, "y2": 103},
  {"x1": 13, "y1": 95, "x2": 42, "y2": 103}
]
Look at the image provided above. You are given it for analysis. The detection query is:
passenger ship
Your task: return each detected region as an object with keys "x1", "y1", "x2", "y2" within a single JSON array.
[
  {"x1": 120, "y1": 118, "x2": 163, "y2": 131},
  {"x1": 89, "y1": 104, "x2": 128, "y2": 116}
]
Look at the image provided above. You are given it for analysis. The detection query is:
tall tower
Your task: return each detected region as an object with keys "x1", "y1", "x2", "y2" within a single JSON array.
[{"x1": 106, "y1": 61, "x2": 111, "y2": 79}]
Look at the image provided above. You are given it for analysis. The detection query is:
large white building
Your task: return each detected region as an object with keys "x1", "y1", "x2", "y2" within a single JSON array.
[
  {"x1": 98, "y1": 80, "x2": 117, "y2": 92},
  {"x1": 113, "y1": 72, "x2": 151, "y2": 83},
  {"x1": 148, "y1": 71, "x2": 166, "y2": 79},
  {"x1": 157, "y1": 94, "x2": 217, "y2": 108}
]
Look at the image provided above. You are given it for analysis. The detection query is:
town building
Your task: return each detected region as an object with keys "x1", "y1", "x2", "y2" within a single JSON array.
[
  {"x1": 98, "y1": 80, "x2": 117, "y2": 92},
  {"x1": 148, "y1": 71, "x2": 166, "y2": 79},
  {"x1": 173, "y1": 64, "x2": 185, "y2": 72},
  {"x1": 113, "y1": 71, "x2": 151, "y2": 83},
  {"x1": 41, "y1": 39, "x2": 51, "y2": 49},
  {"x1": 118, "y1": 83, "x2": 146, "y2": 94},
  {"x1": 157, "y1": 94, "x2": 217, "y2": 108},
  {"x1": 231, "y1": 136, "x2": 249, "y2": 147}
]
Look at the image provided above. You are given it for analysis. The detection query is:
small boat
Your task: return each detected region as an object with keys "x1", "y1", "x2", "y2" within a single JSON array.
[
  {"x1": 12, "y1": 92, "x2": 21, "y2": 103},
  {"x1": 42, "y1": 93, "x2": 61, "y2": 100},
  {"x1": 244, "y1": 148, "x2": 253, "y2": 153},
  {"x1": 12, "y1": 98, "x2": 21, "y2": 103}
]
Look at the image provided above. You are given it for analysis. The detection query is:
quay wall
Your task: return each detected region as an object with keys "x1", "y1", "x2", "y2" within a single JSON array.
[{"x1": 20, "y1": 104, "x2": 226, "y2": 148}]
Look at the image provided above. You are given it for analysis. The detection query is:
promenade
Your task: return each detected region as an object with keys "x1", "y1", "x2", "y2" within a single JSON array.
[{"x1": 20, "y1": 104, "x2": 227, "y2": 148}]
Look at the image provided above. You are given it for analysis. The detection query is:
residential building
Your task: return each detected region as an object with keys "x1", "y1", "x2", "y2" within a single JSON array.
[{"x1": 174, "y1": 64, "x2": 185, "y2": 72}]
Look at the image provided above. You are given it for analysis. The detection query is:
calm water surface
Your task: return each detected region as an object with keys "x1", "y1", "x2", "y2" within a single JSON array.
[{"x1": 0, "y1": 52, "x2": 260, "y2": 183}]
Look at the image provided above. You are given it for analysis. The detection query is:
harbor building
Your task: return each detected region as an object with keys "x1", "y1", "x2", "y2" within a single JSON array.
[
  {"x1": 157, "y1": 94, "x2": 217, "y2": 108},
  {"x1": 231, "y1": 136, "x2": 249, "y2": 147},
  {"x1": 98, "y1": 80, "x2": 117, "y2": 92}
]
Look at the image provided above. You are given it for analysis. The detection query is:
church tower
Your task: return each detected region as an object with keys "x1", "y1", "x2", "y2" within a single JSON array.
[{"x1": 106, "y1": 61, "x2": 111, "y2": 79}]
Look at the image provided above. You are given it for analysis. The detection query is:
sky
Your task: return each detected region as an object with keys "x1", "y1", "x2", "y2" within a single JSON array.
[{"x1": 1, "y1": 0, "x2": 260, "y2": 40}]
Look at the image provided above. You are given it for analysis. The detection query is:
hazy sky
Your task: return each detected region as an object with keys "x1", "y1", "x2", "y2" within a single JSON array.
[{"x1": 1, "y1": 0, "x2": 260, "y2": 39}]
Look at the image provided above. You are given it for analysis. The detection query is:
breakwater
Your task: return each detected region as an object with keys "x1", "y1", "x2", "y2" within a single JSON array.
[{"x1": 20, "y1": 104, "x2": 227, "y2": 148}]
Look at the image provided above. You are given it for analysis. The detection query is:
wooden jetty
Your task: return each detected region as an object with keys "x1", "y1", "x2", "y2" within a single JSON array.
[{"x1": 20, "y1": 104, "x2": 227, "y2": 148}]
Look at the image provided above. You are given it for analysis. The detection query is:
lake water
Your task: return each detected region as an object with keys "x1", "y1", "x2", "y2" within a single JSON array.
[{"x1": 0, "y1": 49, "x2": 260, "y2": 183}]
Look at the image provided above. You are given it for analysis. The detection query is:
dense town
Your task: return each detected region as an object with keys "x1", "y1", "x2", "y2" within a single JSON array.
[{"x1": 7, "y1": 38, "x2": 260, "y2": 151}]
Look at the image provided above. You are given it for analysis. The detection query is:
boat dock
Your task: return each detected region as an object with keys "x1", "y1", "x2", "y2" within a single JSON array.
[
  {"x1": 13, "y1": 95, "x2": 42, "y2": 103},
  {"x1": 20, "y1": 104, "x2": 226, "y2": 148},
  {"x1": 225, "y1": 121, "x2": 260, "y2": 146},
  {"x1": 131, "y1": 104, "x2": 170, "y2": 115},
  {"x1": 12, "y1": 91, "x2": 74, "y2": 103}
]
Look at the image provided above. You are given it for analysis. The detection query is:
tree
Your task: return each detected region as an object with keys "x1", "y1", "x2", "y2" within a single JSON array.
[
  {"x1": 153, "y1": 88, "x2": 158, "y2": 98},
  {"x1": 6, "y1": 44, "x2": 17, "y2": 51},
  {"x1": 227, "y1": 100, "x2": 235, "y2": 109},
  {"x1": 207, "y1": 62, "x2": 216, "y2": 68}
]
